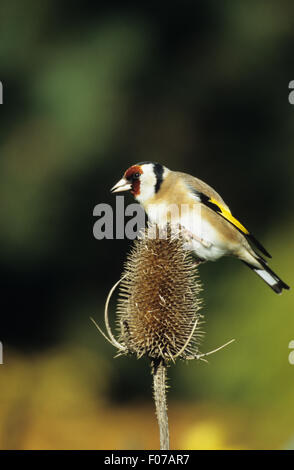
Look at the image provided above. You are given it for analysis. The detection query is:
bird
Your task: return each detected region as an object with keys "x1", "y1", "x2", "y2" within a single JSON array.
[{"x1": 111, "y1": 162, "x2": 290, "y2": 294}]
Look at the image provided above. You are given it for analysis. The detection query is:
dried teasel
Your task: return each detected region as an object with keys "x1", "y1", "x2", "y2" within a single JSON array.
[
  {"x1": 116, "y1": 224, "x2": 203, "y2": 362},
  {"x1": 93, "y1": 223, "x2": 234, "y2": 450}
]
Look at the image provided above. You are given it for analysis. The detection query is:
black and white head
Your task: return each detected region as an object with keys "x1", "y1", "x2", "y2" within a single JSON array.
[{"x1": 111, "y1": 162, "x2": 169, "y2": 204}]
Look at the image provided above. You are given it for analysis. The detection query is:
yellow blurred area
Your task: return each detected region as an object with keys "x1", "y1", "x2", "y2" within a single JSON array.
[
  {"x1": 181, "y1": 422, "x2": 244, "y2": 450},
  {"x1": 0, "y1": 344, "x2": 293, "y2": 450}
]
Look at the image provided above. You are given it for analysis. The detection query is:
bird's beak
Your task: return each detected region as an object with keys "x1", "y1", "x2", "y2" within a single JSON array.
[{"x1": 111, "y1": 178, "x2": 132, "y2": 193}]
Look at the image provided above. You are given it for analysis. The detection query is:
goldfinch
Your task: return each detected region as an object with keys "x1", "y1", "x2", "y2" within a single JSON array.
[{"x1": 111, "y1": 162, "x2": 290, "y2": 294}]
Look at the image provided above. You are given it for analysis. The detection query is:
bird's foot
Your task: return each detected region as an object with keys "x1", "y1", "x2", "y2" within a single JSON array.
[{"x1": 177, "y1": 224, "x2": 212, "y2": 248}]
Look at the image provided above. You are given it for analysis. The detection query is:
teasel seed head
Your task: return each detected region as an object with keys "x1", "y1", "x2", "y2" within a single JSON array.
[{"x1": 116, "y1": 224, "x2": 203, "y2": 361}]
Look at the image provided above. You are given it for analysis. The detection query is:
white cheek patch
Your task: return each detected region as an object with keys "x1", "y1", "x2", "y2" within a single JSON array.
[{"x1": 136, "y1": 165, "x2": 157, "y2": 203}]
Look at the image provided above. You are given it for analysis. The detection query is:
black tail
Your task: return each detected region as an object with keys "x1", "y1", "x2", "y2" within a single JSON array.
[{"x1": 242, "y1": 258, "x2": 290, "y2": 294}]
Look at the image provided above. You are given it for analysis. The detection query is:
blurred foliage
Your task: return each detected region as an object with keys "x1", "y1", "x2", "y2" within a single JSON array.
[{"x1": 0, "y1": 0, "x2": 294, "y2": 449}]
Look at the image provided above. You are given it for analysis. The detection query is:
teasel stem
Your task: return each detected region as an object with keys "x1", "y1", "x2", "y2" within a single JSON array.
[{"x1": 152, "y1": 358, "x2": 170, "y2": 450}]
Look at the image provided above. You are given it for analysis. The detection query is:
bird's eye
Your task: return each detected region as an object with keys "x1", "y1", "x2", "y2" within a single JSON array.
[{"x1": 133, "y1": 172, "x2": 140, "y2": 179}]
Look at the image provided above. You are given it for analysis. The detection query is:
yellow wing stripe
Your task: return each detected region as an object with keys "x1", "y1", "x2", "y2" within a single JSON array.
[{"x1": 209, "y1": 197, "x2": 249, "y2": 235}]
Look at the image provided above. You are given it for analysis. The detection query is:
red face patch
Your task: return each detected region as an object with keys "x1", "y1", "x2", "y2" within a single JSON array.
[{"x1": 124, "y1": 165, "x2": 143, "y2": 196}]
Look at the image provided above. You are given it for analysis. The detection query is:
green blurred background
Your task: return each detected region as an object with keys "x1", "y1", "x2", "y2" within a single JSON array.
[{"x1": 0, "y1": 0, "x2": 294, "y2": 450}]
